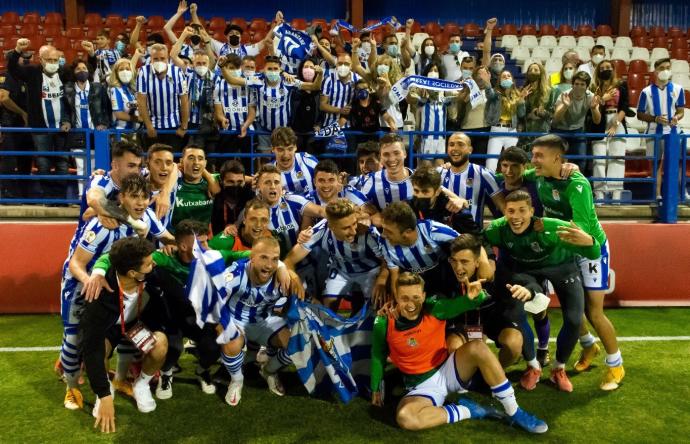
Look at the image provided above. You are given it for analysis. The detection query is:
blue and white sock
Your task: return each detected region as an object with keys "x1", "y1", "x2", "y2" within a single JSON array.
[
  {"x1": 443, "y1": 404, "x2": 471, "y2": 423},
  {"x1": 222, "y1": 350, "x2": 245, "y2": 383},
  {"x1": 605, "y1": 350, "x2": 623, "y2": 367},
  {"x1": 579, "y1": 333, "x2": 596, "y2": 348},
  {"x1": 265, "y1": 348, "x2": 291, "y2": 374},
  {"x1": 491, "y1": 380, "x2": 518, "y2": 416}
]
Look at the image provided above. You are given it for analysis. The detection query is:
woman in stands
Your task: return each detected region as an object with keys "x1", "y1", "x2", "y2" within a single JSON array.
[
  {"x1": 590, "y1": 59, "x2": 627, "y2": 202},
  {"x1": 107, "y1": 55, "x2": 144, "y2": 139},
  {"x1": 554, "y1": 61, "x2": 576, "y2": 96},
  {"x1": 409, "y1": 37, "x2": 446, "y2": 79},
  {"x1": 290, "y1": 57, "x2": 322, "y2": 154},
  {"x1": 354, "y1": 54, "x2": 405, "y2": 132},
  {"x1": 523, "y1": 62, "x2": 558, "y2": 135},
  {"x1": 484, "y1": 70, "x2": 528, "y2": 171}
]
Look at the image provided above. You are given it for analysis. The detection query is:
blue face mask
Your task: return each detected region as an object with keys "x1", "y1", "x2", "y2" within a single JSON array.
[
  {"x1": 449, "y1": 42, "x2": 461, "y2": 54},
  {"x1": 387, "y1": 45, "x2": 399, "y2": 57},
  {"x1": 115, "y1": 41, "x2": 126, "y2": 53},
  {"x1": 462, "y1": 69, "x2": 473, "y2": 79},
  {"x1": 500, "y1": 79, "x2": 513, "y2": 89},
  {"x1": 356, "y1": 89, "x2": 369, "y2": 100},
  {"x1": 265, "y1": 71, "x2": 281, "y2": 83},
  {"x1": 58, "y1": 57, "x2": 66, "y2": 67}
]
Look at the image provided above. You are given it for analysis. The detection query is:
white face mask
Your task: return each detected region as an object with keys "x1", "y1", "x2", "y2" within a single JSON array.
[
  {"x1": 563, "y1": 68, "x2": 575, "y2": 80},
  {"x1": 657, "y1": 69, "x2": 672, "y2": 82},
  {"x1": 43, "y1": 62, "x2": 59, "y2": 74},
  {"x1": 427, "y1": 71, "x2": 439, "y2": 79},
  {"x1": 361, "y1": 42, "x2": 371, "y2": 53},
  {"x1": 152, "y1": 61, "x2": 167, "y2": 74},
  {"x1": 118, "y1": 70, "x2": 133, "y2": 84},
  {"x1": 424, "y1": 45, "x2": 435, "y2": 56},
  {"x1": 243, "y1": 70, "x2": 255, "y2": 77},
  {"x1": 336, "y1": 65, "x2": 351, "y2": 77},
  {"x1": 195, "y1": 66, "x2": 209, "y2": 77},
  {"x1": 591, "y1": 54, "x2": 604, "y2": 65}
]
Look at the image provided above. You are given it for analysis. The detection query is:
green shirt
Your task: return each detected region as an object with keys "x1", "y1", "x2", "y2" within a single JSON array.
[
  {"x1": 483, "y1": 216, "x2": 601, "y2": 270},
  {"x1": 524, "y1": 169, "x2": 607, "y2": 244},
  {"x1": 171, "y1": 175, "x2": 217, "y2": 230},
  {"x1": 370, "y1": 291, "x2": 488, "y2": 392}
]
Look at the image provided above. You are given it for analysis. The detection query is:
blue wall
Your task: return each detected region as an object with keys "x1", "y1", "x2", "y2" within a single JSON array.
[
  {"x1": 631, "y1": 0, "x2": 690, "y2": 29},
  {"x1": 0, "y1": 0, "x2": 62, "y2": 14},
  {"x1": 364, "y1": 0, "x2": 611, "y2": 26}
]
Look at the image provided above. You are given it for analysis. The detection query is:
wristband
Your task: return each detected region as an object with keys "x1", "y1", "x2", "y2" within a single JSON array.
[{"x1": 92, "y1": 268, "x2": 107, "y2": 277}]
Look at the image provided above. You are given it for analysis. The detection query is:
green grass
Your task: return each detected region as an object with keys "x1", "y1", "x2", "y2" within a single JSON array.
[{"x1": 1, "y1": 309, "x2": 689, "y2": 443}]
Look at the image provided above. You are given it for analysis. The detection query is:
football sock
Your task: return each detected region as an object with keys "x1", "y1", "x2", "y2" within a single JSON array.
[
  {"x1": 527, "y1": 358, "x2": 540, "y2": 370},
  {"x1": 534, "y1": 315, "x2": 551, "y2": 349},
  {"x1": 444, "y1": 404, "x2": 471, "y2": 423},
  {"x1": 222, "y1": 351, "x2": 245, "y2": 382},
  {"x1": 491, "y1": 379, "x2": 518, "y2": 416},
  {"x1": 579, "y1": 333, "x2": 596, "y2": 348},
  {"x1": 605, "y1": 350, "x2": 623, "y2": 367}
]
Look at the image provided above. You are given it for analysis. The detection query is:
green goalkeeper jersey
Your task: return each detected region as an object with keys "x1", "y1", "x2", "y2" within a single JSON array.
[
  {"x1": 523, "y1": 169, "x2": 607, "y2": 245},
  {"x1": 483, "y1": 216, "x2": 601, "y2": 270}
]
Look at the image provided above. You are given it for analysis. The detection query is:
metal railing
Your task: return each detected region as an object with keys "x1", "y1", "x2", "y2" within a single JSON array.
[{"x1": 0, "y1": 127, "x2": 686, "y2": 222}]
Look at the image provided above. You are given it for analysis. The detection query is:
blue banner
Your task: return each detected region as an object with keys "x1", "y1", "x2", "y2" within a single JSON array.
[{"x1": 274, "y1": 22, "x2": 314, "y2": 60}]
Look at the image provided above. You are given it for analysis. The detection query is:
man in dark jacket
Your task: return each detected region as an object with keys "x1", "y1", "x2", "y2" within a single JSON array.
[{"x1": 80, "y1": 237, "x2": 168, "y2": 433}]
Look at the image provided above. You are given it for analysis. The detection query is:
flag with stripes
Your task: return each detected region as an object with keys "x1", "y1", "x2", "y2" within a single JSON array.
[
  {"x1": 286, "y1": 298, "x2": 373, "y2": 404},
  {"x1": 185, "y1": 239, "x2": 228, "y2": 327},
  {"x1": 274, "y1": 23, "x2": 314, "y2": 61}
]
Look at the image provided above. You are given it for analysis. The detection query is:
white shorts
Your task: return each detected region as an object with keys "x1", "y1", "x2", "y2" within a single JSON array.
[
  {"x1": 577, "y1": 239, "x2": 610, "y2": 291},
  {"x1": 421, "y1": 137, "x2": 446, "y2": 155},
  {"x1": 323, "y1": 267, "x2": 380, "y2": 300},
  {"x1": 405, "y1": 352, "x2": 468, "y2": 406},
  {"x1": 217, "y1": 315, "x2": 287, "y2": 347}
]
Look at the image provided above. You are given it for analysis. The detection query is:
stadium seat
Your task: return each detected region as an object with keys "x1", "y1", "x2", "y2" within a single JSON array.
[
  {"x1": 463, "y1": 23, "x2": 481, "y2": 38},
  {"x1": 596, "y1": 36, "x2": 614, "y2": 50},
  {"x1": 577, "y1": 36, "x2": 595, "y2": 49},
  {"x1": 52, "y1": 35, "x2": 70, "y2": 51},
  {"x1": 19, "y1": 23, "x2": 39, "y2": 36},
  {"x1": 558, "y1": 24, "x2": 574, "y2": 36},
  {"x1": 22, "y1": 12, "x2": 40, "y2": 25},
  {"x1": 44, "y1": 12, "x2": 63, "y2": 25},
  {"x1": 84, "y1": 13, "x2": 103, "y2": 28},
  {"x1": 671, "y1": 48, "x2": 688, "y2": 61},
  {"x1": 433, "y1": 33, "x2": 449, "y2": 51},
  {"x1": 125, "y1": 15, "x2": 139, "y2": 30},
  {"x1": 559, "y1": 36, "x2": 577, "y2": 49},
  {"x1": 651, "y1": 47, "x2": 670, "y2": 61},
  {"x1": 596, "y1": 24, "x2": 612, "y2": 36},
  {"x1": 577, "y1": 24, "x2": 593, "y2": 37},
  {"x1": 627, "y1": 88, "x2": 641, "y2": 107},
  {"x1": 408, "y1": 21, "x2": 422, "y2": 34},
  {"x1": 652, "y1": 36, "x2": 668, "y2": 49},
  {"x1": 231, "y1": 18, "x2": 248, "y2": 30},
  {"x1": 104, "y1": 14, "x2": 123, "y2": 29},
  {"x1": 511, "y1": 46, "x2": 531, "y2": 64},
  {"x1": 627, "y1": 73, "x2": 647, "y2": 89},
  {"x1": 62, "y1": 48, "x2": 77, "y2": 64},
  {"x1": 576, "y1": 47, "x2": 591, "y2": 62},
  {"x1": 208, "y1": 17, "x2": 226, "y2": 33},
  {"x1": 424, "y1": 22, "x2": 441, "y2": 36},
  {"x1": 611, "y1": 59, "x2": 627, "y2": 77},
  {"x1": 649, "y1": 26, "x2": 665, "y2": 38},
  {"x1": 686, "y1": 90, "x2": 690, "y2": 109},
  {"x1": 502, "y1": 23, "x2": 518, "y2": 36},
  {"x1": 501, "y1": 35, "x2": 519, "y2": 50},
  {"x1": 443, "y1": 22, "x2": 461, "y2": 36},
  {"x1": 667, "y1": 27, "x2": 684, "y2": 38},
  {"x1": 540, "y1": 35, "x2": 557, "y2": 48},
  {"x1": 520, "y1": 35, "x2": 538, "y2": 49},
  {"x1": 521, "y1": 58, "x2": 538, "y2": 73},
  {"x1": 250, "y1": 19, "x2": 268, "y2": 33},
  {"x1": 531, "y1": 47, "x2": 550, "y2": 63},
  {"x1": 624, "y1": 157, "x2": 652, "y2": 178},
  {"x1": 28, "y1": 35, "x2": 46, "y2": 51},
  {"x1": 0, "y1": 24, "x2": 15, "y2": 38},
  {"x1": 2, "y1": 11, "x2": 20, "y2": 26},
  {"x1": 615, "y1": 36, "x2": 633, "y2": 48},
  {"x1": 631, "y1": 47, "x2": 651, "y2": 63},
  {"x1": 671, "y1": 37, "x2": 689, "y2": 51},
  {"x1": 412, "y1": 33, "x2": 429, "y2": 51},
  {"x1": 520, "y1": 24, "x2": 537, "y2": 36},
  {"x1": 632, "y1": 35, "x2": 649, "y2": 49},
  {"x1": 545, "y1": 58, "x2": 562, "y2": 75},
  {"x1": 551, "y1": 46, "x2": 567, "y2": 61},
  {"x1": 85, "y1": 28, "x2": 100, "y2": 41},
  {"x1": 629, "y1": 26, "x2": 646, "y2": 38},
  {"x1": 611, "y1": 47, "x2": 631, "y2": 63},
  {"x1": 66, "y1": 26, "x2": 84, "y2": 40},
  {"x1": 674, "y1": 74, "x2": 690, "y2": 91},
  {"x1": 43, "y1": 24, "x2": 63, "y2": 38},
  {"x1": 2, "y1": 37, "x2": 19, "y2": 51},
  {"x1": 672, "y1": 60, "x2": 690, "y2": 74},
  {"x1": 146, "y1": 16, "x2": 166, "y2": 31},
  {"x1": 540, "y1": 24, "x2": 556, "y2": 36},
  {"x1": 291, "y1": 18, "x2": 307, "y2": 31}
]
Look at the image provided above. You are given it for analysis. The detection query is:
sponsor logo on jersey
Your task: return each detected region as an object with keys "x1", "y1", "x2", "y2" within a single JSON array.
[
  {"x1": 84, "y1": 230, "x2": 97, "y2": 244},
  {"x1": 552, "y1": 189, "x2": 560, "y2": 201},
  {"x1": 576, "y1": 185, "x2": 583, "y2": 193},
  {"x1": 407, "y1": 337, "x2": 418, "y2": 347}
]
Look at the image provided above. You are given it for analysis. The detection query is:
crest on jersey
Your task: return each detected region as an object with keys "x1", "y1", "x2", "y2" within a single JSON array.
[
  {"x1": 407, "y1": 337, "x2": 418, "y2": 347},
  {"x1": 280, "y1": 201, "x2": 288, "y2": 209},
  {"x1": 84, "y1": 230, "x2": 97, "y2": 244},
  {"x1": 507, "y1": 242, "x2": 514, "y2": 248},
  {"x1": 576, "y1": 185, "x2": 583, "y2": 193},
  {"x1": 425, "y1": 245, "x2": 434, "y2": 253},
  {"x1": 530, "y1": 242, "x2": 543, "y2": 253},
  {"x1": 296, "y1": 171, "x2": 304, "y2": 178},
  {"x1": 552, "y1": 189, "x2": 560, "y2": 201},
  {"x1": 466, "y1": 177, "x2": 473, "y2": 187}
]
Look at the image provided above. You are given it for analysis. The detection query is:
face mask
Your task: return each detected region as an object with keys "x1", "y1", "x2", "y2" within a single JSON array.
[
  {"x1": 356, "y1": 89, "x2": 369, "y2": 100},
  {"x1": 58, "y1": 57, "x2": 66, "y2": 67},
  {"x1": 302, "y1": 66, "x2": 315, "y2": 81},
  {"x1": 75, "y1": 71, "x2": 89, "y2": 82},
  {"x1": 591, "y1": 54, "x2": 604, "y2": 65},
  {"x1": 336, "y1": 65, "x2": 351, "y2": 77},
  {"x1": 195, "y1": 66, "x2": 209, "y2": 77},
  {"x1": 153, "y1": 61, "x2": 167, "y2": 73},
  {"x1": 377, "y1": 64, "x2": 390, "y2": 76},
  {"x1": 599, "y1": 70, "x2": 613, "y2": 81},
  {"x1": 243, "y1": 69, "x2": 255, "y2": 77},
  {"x1": 118, "y1": 70, "x2": 133, "y2": 84},
  {"x1": 223, "y1": 185, "x2": 243, "y2": 199},
  {"x1": 386, "y1": 45, "x2": 399, "y2": 57},
  {"x1": 265, "y1": 71, "x2": 281, "y2": 83},
  {"x1": 491, "y1": 63, "x2": 505, "y2": 74},
  {"x1": 412, "y1": 196, "x2": 433, "y2": 212},
  {"x1": 361, "y1": 42, "x2": 371, "y2": 52},
  {"x1": 462, "y1": 69, "x2": 473, "y2": 79},
  {"x1": 657, "y1": 69, "x2": 671, "y2": 82},
  {"x1": 500, "y1": 79, "x2": 513, "y2": 89},
  {"x1": 424, "y1": 45, "x2": 435, "y2": 56},
  {"x1": 44, "y1": 62, "x2": 59, "y2": 74},
  {"x1": 449, "y1": 42, "x2": 461, "y2": 54},
  {"x1": 190, "y1": 35, "x2": 201, "y2": 46},
  {"x1": 115, "y1": 41, "x2": 126, "y2": 53},
  {"x1": 427, "y1": 71, "x2": 439, "y2": 79},
  {"x1": 228, "y1": 35, "x2": 241, "y2": 46},
  {"x1": 563, "y1": 68, "x2": 575, "y2": 80},
  {"x1": 527, "y1": 72, "x2": 540, "y2": 82}
]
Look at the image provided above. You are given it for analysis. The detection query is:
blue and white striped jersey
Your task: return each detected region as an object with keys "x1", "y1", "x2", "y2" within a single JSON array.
[
  {"x1": 136, "y1": 63, "x2": 188, "y2": 129},
  {"x1": 249, "y1": 75, "x2": 302, "y2": 131},
  {"x1": 70, "y1": 173, "x2": 121, "y2": 253},
  {"x1": 218, "y1": 259, "x2": 285, "y2": 323},
  {"x1": 73, "y1": 82, "x2": 93, "y2": 129},
  {"x1": 41, "y1": 72, "x2": 64, "y2": 128},
  {"x1": 347, "y1": 173, "x2": 372, "y2": 191},
  {"x1": 380, "y1": 219, "x2": 458, "y2": 273},
  {"x1": 437, "y1": 164, "x2": 501, "y2": 225},
  {"x1": 273, "y1": 152, "x2": 318, "y2": 194},
  {"x1": 268, "y1": 193, "x2": 309, "y2": 251},
  {"x1": 149, "y1": 186, "x2": 177, "y2": 230},
  {"x1": 94, "y1": 48, "x2": 120, "y2": 81},
  {"x1": 418, "y1": 95, "x2": 452, "y2": 140},
  {"x1": 303, "y1": 185, "x2": 368, "y2": 208},
  {"x1": 361, "y1": 168, "x2": 414, "y2": 211},
  {"x1": 109, "y1": 84, "x2": 139, "y2": 129},
  {"x1": 211, "y1": 40, "x2": 260, "y2": 58},
  {"x1": 302, "y1": 218, "x2": 383, "y2": 274},
  {"x1": 320, "y1": 72, "x2": 360, "y2": 126},
  {"x1": 185, "y1": 68, "x2": 217, "y2": 125},
  {"x1": 213, "y1": 77, "x2": 256, "y2": 130}
]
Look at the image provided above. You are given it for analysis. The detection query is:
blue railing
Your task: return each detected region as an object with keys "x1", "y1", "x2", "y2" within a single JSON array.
[{"x1": 0, "y1": 127, "x2": 686, "y2": 222}]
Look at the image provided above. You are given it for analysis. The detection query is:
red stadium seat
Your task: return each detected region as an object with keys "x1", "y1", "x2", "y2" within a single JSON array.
[
  {"x1": 628, "y1": 88, "x2": 641, "y2": 106},
  {"x1": 43, "y1": 24, "x2": 63, "y2": 38},
  {"x1": 62, "y1": 48, "x2": 77, "y2": 63},
  {"x1": 22, "y1": 12, "x2": 41, "y2": 25},
  {"x1": 230, "y1": 18, "x2": 247, "y2": 31},
  {"x1": 0, "y1": 25, "x2": 15, "y2": 38},
  {"x1": 65, "y1": 26, "x2": 84, "y2": 39},
  {"x1": 44, "y1": 12, "x2": 63, "y2": 26},
  {"x1": 104, "y1": 14, "x2": 123, "y2": 29},
  {"x1": 28, "y1": 35, "x2": 46, "y2": 51},
  {"x1": 686, "y1": 90, "x2": 690, "y2": 108},
  {"x1": 19, "y1": 23, "x2": 39, "y2": 36},
  {"x1": 671, "y1": 38, "x2": 688, "y2": 50},
  {"x1": 84, "y1": 13, "x2": 103, "y2": 28},
  {"x1": 627, "y1": 73, "x2": 647, "y2": 89},
  {"x1": 558, "y1": 24, "x2": 574, "y2": 36},
  {"x1": 671, "y1": 48, "x2": 688, "y2": 61},
  {"x1": 596, "y1": 24, "x2": 612, "y2": 36},
  {"x1": 443, "y1": 22, "x2": 461, "y2": 37},
  {"x1": 291, "y1": 18, "x2": 307, "y2": 31},
  {"x1": 502, "y1": 23, "x2": 518, "y2": 36},
  {"x1": 611, "y1": 59, "x2": 627, "y2": 78},
  {"x1": 630, "y1": 26, "x2": 646, "y2": 38},
  {"x1": 463, "y1": 23, "x2": 481, "y2": 38},
  {"x1": 628, "y1": 59, "x2": 649, "y2": 74},
  {"x1": 648, "y1": 26, "x2": 665, "y2": 38},
  {"x1": 2, "y1": 37, "x2": 19, "y2": 50},
  {"x1": 212, "y1": 31, "x2": 224, "y2": 42},
  {"x1": 540, "y1": 24, "x2": 556, "y2": 36},
  {"x1": 652, "y1": 36, "x2": 668, "y2": 49},
  {"x1": 520, "y1": 24, "x2": 537, "y2": 36},
  {"x1": 146, "y1": 16, "x2": 166, "y2": 31},
  {"x1": 51, "y1": 35, "x2": 70, "y2": 51},
  {"x1": 424, "y1": 22, "x2": 441, "y2": 36},
  {"x1": 633, "y1": 35, "x2": 649, "y2": 48},
  {"x1": 668, "y1": 27, "x2": 684, "y2": 38},
  {"x1": 250, "y1": 19, "x2": 268, "y2": 33},
  {"x1": 409, "y1": 21, "x2": 422, "y2": 34},
  {"x1": 126, "y1": 15, "x2": 139, "y2": 30},
  {"x1": 577, "y1": 24, "x2": 593, "y2": 36},
  {"x1": 2, "y1": 12, "x2": 20, "y2": 26},
  {"x1": 85, "y1": 28, "x2": 100, "y2": 41},
  {"x1": 209, "y1": 17, "x2": 226, "y2": 33},
  {"x1": 624, "y1": 158, "x2": 652, "y2": 178},
  {"x1": 433, "y1": 33, "x2": 449, "y2": 51},
  {"x1": 649, "y1": 71, "x2": 658, "y2": 84},
  {"x1": 251, "y1": 31, "x2": 265, "y2": 43}
]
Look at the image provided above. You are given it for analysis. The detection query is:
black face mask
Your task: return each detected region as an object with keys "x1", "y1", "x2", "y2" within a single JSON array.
[
  {"x1": 228, "y1": 35, "x2": 241, "y2": 46},
  {"x1": 223, "y1": 185, "x2": 243, "y2": 200},
  {"x1": 190, "y1": 35, "x2": 201, "y2": 46},
  {"x1": 412, "y1": 196, "x2": 433, "y2": 212},
  {"x1": 599, "y1": 70, "x2": 613, "y2": 81},
  {"x1": 75, "y1": 71, "x2": 89, "y2": 82}
]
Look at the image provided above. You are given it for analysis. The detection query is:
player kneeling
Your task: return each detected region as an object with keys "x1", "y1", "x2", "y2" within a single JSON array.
[
  {"x1": 370, "y1": 272, "x2": 548, "y2": 434},
  {"x1": 81, "y1": 238, "x2": 169, "y2": 433}
]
